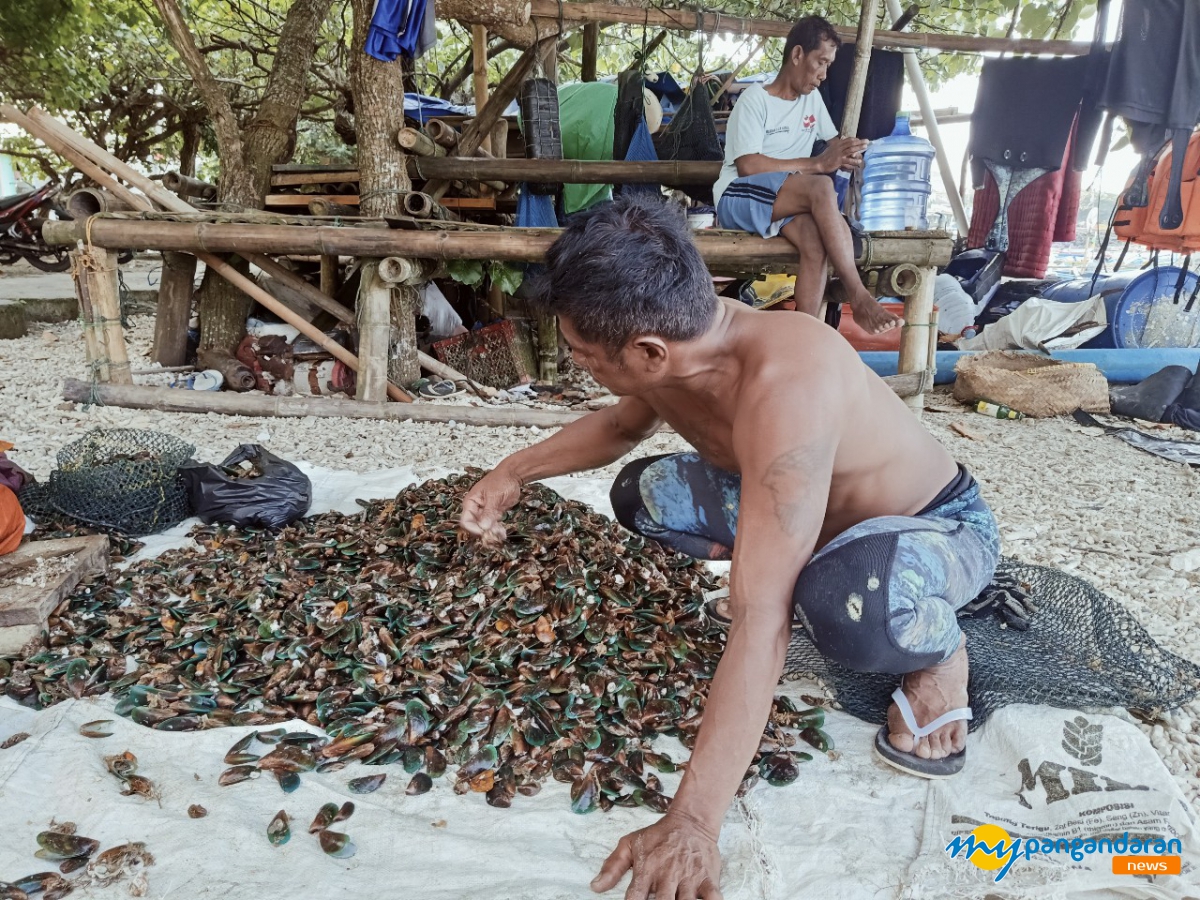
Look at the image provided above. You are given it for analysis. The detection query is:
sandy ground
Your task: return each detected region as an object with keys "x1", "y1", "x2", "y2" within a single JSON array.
[{"x1": 2, "y1": 312, "x2": 1200, "y2": 806}]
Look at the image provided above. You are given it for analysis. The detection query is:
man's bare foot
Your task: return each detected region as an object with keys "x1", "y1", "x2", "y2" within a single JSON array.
[
  {"x1": 850, "y1": 292, "x2": 904, "y2": 335},
  {"x1": 886, "y1": 636, "x2": 969, "y2": 760}
]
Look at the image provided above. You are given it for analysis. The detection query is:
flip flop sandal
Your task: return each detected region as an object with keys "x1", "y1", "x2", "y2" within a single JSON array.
[
  {"x1": 419, "y1": 379, "x2": 464, "y2": 399},
  {"x1": 873, "y1": 687, "x2": 972, "y2": 779}
]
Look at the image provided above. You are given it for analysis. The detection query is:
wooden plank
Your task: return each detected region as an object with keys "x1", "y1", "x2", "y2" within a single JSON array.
[
  {"x1": 0, "y1": 536, "x2": 109, "y2": 628},
  {"x1": 271, "y1": 171, "x2": 361, "y2": 187},
  {"x1": 521, "y1": 0, "x2": 1097, "y2": 55},
  {"x1": 267, "y1": 194, "x2": 361, "y2": 206},
  {"x1": 266, "y1": 194, "x2": 494, "y2": 211}
]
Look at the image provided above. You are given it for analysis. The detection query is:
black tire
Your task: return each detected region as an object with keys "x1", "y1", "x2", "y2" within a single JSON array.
[
  {"x1": 23, "y1": 248, "x2": 71, "y2": 272},
  {"x1": 24, "y1": 204, "x2": 73, "y2": 271}
]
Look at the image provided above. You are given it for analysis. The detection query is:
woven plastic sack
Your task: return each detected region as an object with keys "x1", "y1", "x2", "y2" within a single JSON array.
[
  {"x1": 952, "y1": 350, "x2": 1110, "y2": 417},
  {"x1": 518, "y1": 78, "x2": 562, "y2": 196},
  {"x1": 784, "y1": 556, "x2": 1200, "y2": 729},
  {"x1": 38, "y1": 428, "x2": 194, "y2": 537}
]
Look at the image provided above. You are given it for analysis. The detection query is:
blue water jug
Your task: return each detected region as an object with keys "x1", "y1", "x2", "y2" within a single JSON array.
[{"x1": 859, "y1": 113, "x2": 936, "y2": 232}]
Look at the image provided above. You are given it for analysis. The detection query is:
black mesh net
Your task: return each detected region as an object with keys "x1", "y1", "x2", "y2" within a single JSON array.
[
  {"x1": 518, "y1": 77, "x2": 562, "y2": 196},
  {"x1": 653, "y1": 87, "x2": 723, "y2": 205},
  {"x1": 18, "y1": 428, "x2": 194, "y2": 537},
  {"x1": 783, "y1": 556, "x2": 1200, "y2": 730}
]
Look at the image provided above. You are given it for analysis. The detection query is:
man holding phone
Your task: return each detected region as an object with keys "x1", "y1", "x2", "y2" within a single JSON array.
[{"x1": 714, "y1": 16, "x2": 901, "y2": 335}]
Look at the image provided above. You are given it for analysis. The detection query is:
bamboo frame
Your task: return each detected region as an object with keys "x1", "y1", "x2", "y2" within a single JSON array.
[{"x1": 519, "y1": 0, "x2": 1095, "y2": 55}]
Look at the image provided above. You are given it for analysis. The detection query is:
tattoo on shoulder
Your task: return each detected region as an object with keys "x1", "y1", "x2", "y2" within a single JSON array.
[{"x1": 762, "y1": 447, "x2": 814, "y2": 536}]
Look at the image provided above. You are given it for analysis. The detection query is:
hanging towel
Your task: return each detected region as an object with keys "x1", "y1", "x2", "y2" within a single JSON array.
[
  {"x1": 364, "y1": 0, "x2": 430, "y2": 62},
  {"x1": 616, "y1": 117, "x2": 661, "y2": 200},
  {"x1": 968, "y1": 126, "x2": 1081, "y2": 279},
  {"x1": 819, "y1": 45, "x2": 905, "y2": 141}
]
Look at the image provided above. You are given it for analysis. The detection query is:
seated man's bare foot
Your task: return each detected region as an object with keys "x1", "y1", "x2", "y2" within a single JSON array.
[
  {"x1": 850, "y1": 292, "x2": 904, "y2": 335},
  {"x1": 886, "y1": 636, "x2": 969, "y2": 760}
]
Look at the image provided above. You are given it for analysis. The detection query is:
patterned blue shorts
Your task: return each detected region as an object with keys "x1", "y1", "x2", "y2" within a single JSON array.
[{"x1": 610, "y1": 454, "x2": 1001, "y2": 674}]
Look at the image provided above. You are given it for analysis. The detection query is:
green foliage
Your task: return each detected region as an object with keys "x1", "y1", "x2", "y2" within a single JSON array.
[
  {"x1": 489, "y1": 261, "x2": 524, "y2": 295},
  {"x1": 448, "y1": 258, "x2": 485, "y2": 286}
]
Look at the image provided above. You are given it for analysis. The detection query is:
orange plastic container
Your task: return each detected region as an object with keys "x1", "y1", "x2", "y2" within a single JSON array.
[{"x1": 836, "y1": 302, "x2": 909, "y2": 351}]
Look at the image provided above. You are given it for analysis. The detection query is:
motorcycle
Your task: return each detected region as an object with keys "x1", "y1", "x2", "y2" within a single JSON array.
[{"x1": 0, "y1": 181, "x2": 73, "y2": 272}]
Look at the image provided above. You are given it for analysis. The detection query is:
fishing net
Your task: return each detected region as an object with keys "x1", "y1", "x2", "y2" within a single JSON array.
[
  {"x1": 652, "y1": 87, "x2": 723, "y2": 205},
  {"x1": 18, "y1": 428, "x2": 194, "y2": 537},
  {"x1": 783, "y1": 556, "x2": 1200, "y2": 730}
]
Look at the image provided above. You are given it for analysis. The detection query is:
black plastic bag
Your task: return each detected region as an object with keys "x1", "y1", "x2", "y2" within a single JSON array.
[{"x1": 181, "y1": 444, "x2": 311, "y2": 529}]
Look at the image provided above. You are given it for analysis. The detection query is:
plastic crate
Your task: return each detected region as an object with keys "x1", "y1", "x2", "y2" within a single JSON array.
[{"x1": 432, "y1": 320, "x2": 535, "y2": 389}]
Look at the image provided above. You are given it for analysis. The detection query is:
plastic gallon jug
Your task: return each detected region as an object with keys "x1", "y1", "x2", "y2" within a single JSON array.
[{"x1": 859, "y1": 114, "x2": 936, "y2": 232}]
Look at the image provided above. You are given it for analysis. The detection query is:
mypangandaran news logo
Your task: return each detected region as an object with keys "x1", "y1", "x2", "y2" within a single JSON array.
[{"x1": 946, "y1": 823, "x2": 1183, "y2": 882}]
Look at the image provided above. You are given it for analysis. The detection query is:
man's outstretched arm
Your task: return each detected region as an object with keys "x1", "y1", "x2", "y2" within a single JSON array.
[
  {"x1": 591, "y1": 386, "x2": 837, "y2": 899},
  {"x1": 460, "y1": 396, "x2": 661, "y2": 544}
]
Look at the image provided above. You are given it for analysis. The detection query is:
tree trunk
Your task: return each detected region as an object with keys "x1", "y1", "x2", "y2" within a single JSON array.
[
  {"x1": 154, "y1": 0, "x2": 335, "y2": 360},
  {"x1": 351, "y1": 0, "x2": 420, "y2": 387}
]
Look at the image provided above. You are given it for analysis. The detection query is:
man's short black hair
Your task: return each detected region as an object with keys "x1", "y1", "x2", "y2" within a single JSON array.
[
  {"x1": 531, "y1": 195, "x2": 718, "y2": 354},
  {"x1": 783, "y1": 15, "x2": 841, "y2": 65}
]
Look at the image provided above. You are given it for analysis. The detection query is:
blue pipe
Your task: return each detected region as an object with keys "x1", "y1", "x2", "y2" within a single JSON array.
[{"x1": 861, "y1": 349, "x2": 1200, "y2": 385}]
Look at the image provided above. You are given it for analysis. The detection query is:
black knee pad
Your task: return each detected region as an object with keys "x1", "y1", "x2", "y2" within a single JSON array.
[
  {"x1": 792, "y1": 531, "x2": 945, "y2": 675},
  {"x1": 609, "y1": 455, "x2": 672, "y2": 533}
]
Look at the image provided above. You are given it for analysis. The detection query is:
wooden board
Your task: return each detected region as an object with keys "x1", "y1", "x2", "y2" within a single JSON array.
[
  {"x1": 265, "y1": 195, "x2": 496, "y2": 211},
  {"x1": 0, "y1": 535, "x2": 109, "y2": 628},
  {"x1": 270, "y1": 171, "x2": 361, "y2": 187}
]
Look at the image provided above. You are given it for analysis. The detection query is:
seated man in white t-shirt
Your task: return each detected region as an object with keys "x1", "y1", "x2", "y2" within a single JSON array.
[{"x1": 714, "y1": 16, "x2": 902, "y2": 335}]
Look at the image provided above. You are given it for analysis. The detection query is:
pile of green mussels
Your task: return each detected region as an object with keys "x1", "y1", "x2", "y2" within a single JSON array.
[{"x1": 2, "y1": 472, "x2": 830, "y2": 812}]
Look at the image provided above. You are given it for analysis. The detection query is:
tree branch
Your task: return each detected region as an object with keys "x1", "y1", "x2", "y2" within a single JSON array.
[{"x1": 151, "y1": 0, "x2": 246, "y2": 166}]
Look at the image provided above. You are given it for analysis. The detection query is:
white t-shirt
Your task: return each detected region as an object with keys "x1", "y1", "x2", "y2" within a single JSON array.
[{"x1": 713, "y1": 82, "x2": 838, "y2": 206}]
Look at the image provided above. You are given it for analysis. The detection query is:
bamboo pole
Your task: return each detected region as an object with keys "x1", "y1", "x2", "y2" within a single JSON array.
[
  {"x1": 883, "y1": 0, "x2": 970, "y2": 236},
  {"x1": 63, "y1": 379, "x2": 585, "y2": 428},
  {"x1": 356, "y1": 261, "x2": 392, "y2": 403},
  {"x1": 898, "y1": 266, "x2": 936, "y2": 412},
  {"x1": 162, "y1": 171, "x2": 217, "y2": 200},
  {"x1": 840, "y1": 0, "x2": 881, "y2": 140},
  {"x1": 9, "y1": 106, "x2": 412, "y2": 401},
  {"x1": 70, "y1": 250, "x2": 107, "y2": 381},
  {"x1": 152, "y1": 251, "x2": 197, "y2": 367},
  {"x1": 308, "y1": 199, "x2": 360, "y2": 217},
  {"x1": 472, "y1": 26, "x2": 492, "y2": 156},
  {"x1": 517, "y1": 1, "x2": 1096, "y2": 55},
  {"x1": 320, "y1": 255, "x2": 340, "y2": 298},
  {"x1": 426, "y1": 119, "x2": 460, "y2": 149},
  {"x1": 65, "y1": 188, "x2": 134, "y2": 218},
  {"x1": 78, "y1": 245, "x2": 132, "y2": 384},
  {"x1": 63, "y1": 368, "x2": 929, "y2": 422},
  {"x1": 41, "y1": 217, "x2": 955, "y2": 271},
  {"x1": 398, "y1": 127, "x2": 446, "y2": 157}
]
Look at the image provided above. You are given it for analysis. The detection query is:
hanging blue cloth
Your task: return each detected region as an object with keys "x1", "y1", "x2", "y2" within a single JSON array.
[
  {"x1": 516, "y1": 184, "x2": 558, "y2": 229},
  {"x1": 364, "y1": 0, "x2": 431, "y2": 62},
  {"x1": 619, "y1": 117, "x2": 661, "y2": 198}
]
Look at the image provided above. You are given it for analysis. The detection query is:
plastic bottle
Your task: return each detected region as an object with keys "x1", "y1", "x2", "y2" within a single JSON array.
[
  {"x1": 976, "y1": 400, "x2": 1025, "y2": 420},
  {"x1": 858, "y1": 113, "x2": 936, "y2": 232}
]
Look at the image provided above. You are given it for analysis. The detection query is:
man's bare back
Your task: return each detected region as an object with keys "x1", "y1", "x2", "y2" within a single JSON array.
[{"x1": 622, "y1": 300, "x2": 958, "y2": 547}]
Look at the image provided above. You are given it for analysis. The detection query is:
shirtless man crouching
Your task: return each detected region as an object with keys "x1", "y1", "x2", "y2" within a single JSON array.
[{"x1": 458, "y1": 196, "x2": 1000, "y2": 899}]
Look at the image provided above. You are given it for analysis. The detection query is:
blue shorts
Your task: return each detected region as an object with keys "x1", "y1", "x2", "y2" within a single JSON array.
[
  {"x1": 717, "y1": 172, "x2": 795, "y2": 238},
  {"x1": 610, "y1": 454, "x2": 1001, "y2": 674}
]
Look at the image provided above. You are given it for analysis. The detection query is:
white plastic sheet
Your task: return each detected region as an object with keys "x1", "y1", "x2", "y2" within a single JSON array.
[{"x1": 2, "y1": 472, "x2": 1198, "y2": 898}]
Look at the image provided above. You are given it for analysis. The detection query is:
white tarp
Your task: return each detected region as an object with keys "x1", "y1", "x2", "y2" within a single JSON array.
[{"x1": 2, "y1": 469, "x2": 1198, "y2": 898}]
